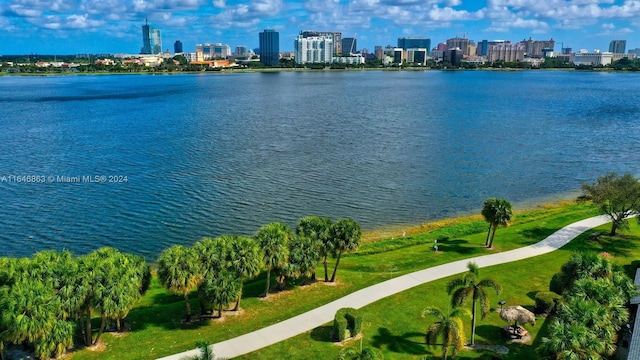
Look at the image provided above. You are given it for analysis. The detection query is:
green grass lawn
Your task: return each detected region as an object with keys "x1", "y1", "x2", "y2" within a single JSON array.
[
  {"x1": 68, "y1": 203, "x2": 618, "y2": 360},
  {"x1": 237, "y1": 215, "x2": 640, "y2": 360}
]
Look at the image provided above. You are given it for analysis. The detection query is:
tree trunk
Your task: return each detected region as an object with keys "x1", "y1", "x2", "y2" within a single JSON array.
[
  {"x1": 184, "y1": 292, "x2": 192, "y2": 323},
  {"x1": 610, "y1": 221, "x2": 618, "y2": 236},
  {"x1": 93, "y1": 316, "x2": 107, "y2": 345},
  {"x1": 323, "y1": 255, "x2": 329, "y2": 282},
  {"x1": 198, "y1": 286, "x2": 207, "y2": 315},
  {"x1": 471, "y1": 299, "x2": 477, "y2": 345},
  {"x1": 264, "y1": 268, "x2": 271, "y2": 297},
  {"x1": 442, "y1": 345, "x2": 448, "y2": 360},
  {"x1": 311, "y1": 268, "x2": 317, "y2": 282},
  {"x1": 233, "y1": 287, "x2": 243, "y2": 311},
  {"x1": 330, "y1": 251, "x2": 343, "y2": 283},
  {"x1": 218, "y1": 303, "x2": 223, "y2": 318},
  {"x1": 484, "y1": 224, "x2": 492, "y2": 247},
  {"x1": 85, "y1": 306, "x2": 92, "y2": 346},
  {"x1": 488, "y1": 226, "x2": 498, "y2": 248},
  {"x1": 116, "y1": 316, "x2": 122, "y2": 332}
]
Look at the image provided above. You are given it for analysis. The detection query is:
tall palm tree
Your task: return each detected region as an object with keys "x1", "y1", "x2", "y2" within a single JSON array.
[
  {"x1": 296, "y1": 216, "x2": 333, "y2": 282},
  {"x1": 481, "y1": 198, "x2": 513, "y2": 248},
  {"x1": 329, "y1": 218, "x2": 362, "y2": 283},
  {"x1": 157, "y1": 245, "x2": 202, "y2": 322},
  {"x1": 254, "y1": 222, "x2": 292, "y2": 297},
  {"x1": 227, "y1": 236, "x2": 262, "y2": 311},
  {"x1": 422, "y1": 307, "x2": 469, "y2": 360},
  {"x1": 201, "y1": 270, "x2": 242, "y2": 318},
  {"x1": 447, "y1": 262, "x2": 501, "y2": 345}
]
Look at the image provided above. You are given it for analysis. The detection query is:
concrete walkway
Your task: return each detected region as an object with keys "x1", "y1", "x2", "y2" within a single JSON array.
[{"x1": 158, "y1": 215, "x2": 611, "y2": 360}]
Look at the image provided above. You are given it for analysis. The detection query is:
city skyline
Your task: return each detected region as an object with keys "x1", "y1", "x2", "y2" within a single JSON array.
[{"x1": 0, "y1": 0, "x2": 639, "y2": 55}]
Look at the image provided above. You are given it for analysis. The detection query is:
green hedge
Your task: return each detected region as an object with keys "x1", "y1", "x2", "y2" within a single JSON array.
[
  {"x1": 333, "y1": 308, "x2": 363, "y2": 341},
  {"x1": 535, "y1": 291, "x2": 563, "y2": 315}
]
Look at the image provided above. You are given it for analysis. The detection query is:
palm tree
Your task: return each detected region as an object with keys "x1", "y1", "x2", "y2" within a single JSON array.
[
  {"x1": 481, "y1": 198, "x2": 513, "y2": 248},
  {"x1": 287, "y1": 235, "x2": 322, "y2": 283},
  {"x1": 296, "y1": 216, "x2": 333, "y2": 282},
  {"x1": 447, "y1": 262, "x2": 501, "y2": 345},
  {"x1": 201, "y1": 270, "x2": 242, "y2": 318},
  {"x1": 157, "y1": 245, "x2": 202, "y2": 322},
  {"x1": 194, "y1": 237, "x2": 229, "y2": 314},
  {"x1": 254, "y1": 222, "x2": 292, "y2": 297},
  {"x1": 422, "y1": 307, "x2": 469, "y2": 360},
  {"x1": 538, "y1": 318, "x2": 605, "y2": 360},
  {"x1": 329, "y1": 218, "x2": 362, "y2": 283},
  {"x1": 227, "y1": 236, "x2": 263, "y2": 311},
  {"x1": 184, "y1": 341, "x2": 216, "y2": 360}
]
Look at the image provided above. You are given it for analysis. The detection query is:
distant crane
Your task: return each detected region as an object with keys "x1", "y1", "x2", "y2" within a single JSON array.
[{"x1": 350, "y1": 33, "x2": 357, "y2": 54}]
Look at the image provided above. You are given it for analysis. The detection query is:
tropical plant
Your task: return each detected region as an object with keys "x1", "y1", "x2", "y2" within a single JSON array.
[
  {"x1": 422, "y1": 306, "x2": 469, "y2": 360},
  {"x1": 157, "y1": 245, "x2": 202, "y2": 322},
  {"x1": 580, "y1": 172, "x2": 640, "y2": 235},
  {"x1": 447, "y1": 262, "x2": 501, "y2": 345},
  {"x1": 194, "y1": 237, "x2": 229, "y2": 315},
  {"x1": 538, "y1": 318, "x2": 605, "y2": 360},
  {"x1": 329, "y1": 218, "x2": 362, "y2": 283},
  {"x1": 200, "y1": 270, "x2": 242, "y2": 318},
  {"x1": 481, "y1": 198, "x2": 513, "y2": 248},
  {"x1": 296, "y1": 216, "x2": 333, "y2": 281},
  {"x1": 254, "y1": 222, "x2": 292, "y2": 297},
  {"x1": 549, "y1": 252, "x2": 612, "y2": 295},
  {"x1": 227, "y1": 236, "x2": 263, "y2": 310},
  {"x1": 182, "y1": 341, "x2": 216, "y2": 360},
  {"x1": 338, "y1": 344, "x2": 384, "y2": 360},
  {"x1": 287, "y1": 235, "x2": 322, "y2": 283}
]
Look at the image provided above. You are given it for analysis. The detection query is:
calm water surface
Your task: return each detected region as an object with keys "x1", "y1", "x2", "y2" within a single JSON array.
[{"x1": 1, "y1": 70, "x2": 639, "y2": 258}]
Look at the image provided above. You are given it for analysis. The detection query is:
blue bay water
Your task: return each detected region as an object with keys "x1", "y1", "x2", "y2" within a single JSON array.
[{"x1": 1, "y1": 70, "x2": 639, "y2": 259}]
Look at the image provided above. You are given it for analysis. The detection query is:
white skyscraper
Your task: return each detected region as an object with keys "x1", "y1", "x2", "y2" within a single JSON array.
[{"x1": 294, "y1": 35, "x2": 333, "y2": 64}]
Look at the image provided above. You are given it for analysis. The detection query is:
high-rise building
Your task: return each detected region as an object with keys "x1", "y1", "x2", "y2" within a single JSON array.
[
  {"x1": 259, "y1": 29, "x2": 280, "y2": 66},
  {"x1": 174, "y1": 40, "x2": 183, "y2": 54},
  {"x1": 487, "y1": 43, "x2": 525, "y2": 62},
  {"x1": 629, "y1": 48, "x2": 640, "y2": 56},
  {"x1": 141, "y1": 19, "x2": 151, "y2": 54},
  {"x1": 235, "y1": 46, "x2": 249, "y2": 57},
  {"x1": 301, "y1": 30, "x2": 342, "y2": 55},
  {"x1": 342, "y1": 38, "x2": 357, "y2": 54},
  {"x1": 151, "y1": 29, "x2": 162, "y2": 54},
  {"x1": 446, "y1": 37, "x2": 469, "y2": 56},
  {"x1": 374, "y1": 46, "x2": 383, "y2": 60},
  {"x1": 397, "y1": 37, "x2": 431, "y2": 55},
  {"x1": 609, "y1": 40, "x2": 626, "y2": 54},
  {"x1": 520, "y1": 38, "x2": 555, "y2": 57},
  {"x1": 294, "y1": 35, "x2": 333, "y2": 64}
]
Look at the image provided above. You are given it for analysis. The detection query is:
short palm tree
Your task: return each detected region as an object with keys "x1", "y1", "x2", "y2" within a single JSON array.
[
  {"x1": 447, "y1": 262, "x2": 501, "y2": 345},
  {"x1": 157, "y1": 245, "x2": 202, "y2": 322},
  {"x1": 422, "y1": 306, "x2": 469, "y2": 360},
  {"x1": 481, "y1": 198, "x2": 513, "y2": 248},
  {"x1": 338, "y1": 345, "x2": 384, "y2": 360}
]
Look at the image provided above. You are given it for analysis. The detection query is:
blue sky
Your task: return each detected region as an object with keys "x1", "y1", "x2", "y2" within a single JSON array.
[{"x1": 0, "y1": 0, "x2": 638, "y2": 55}]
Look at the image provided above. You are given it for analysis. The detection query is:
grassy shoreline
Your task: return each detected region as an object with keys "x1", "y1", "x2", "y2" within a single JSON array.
[{"x1": 66, "y1": 201, "x2": 606, "y2": 360}]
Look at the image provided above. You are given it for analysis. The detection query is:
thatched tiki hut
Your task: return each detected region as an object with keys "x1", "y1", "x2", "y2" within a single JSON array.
[{"x1": 499, "y1": 306, "x2": 535, "y2": 336}]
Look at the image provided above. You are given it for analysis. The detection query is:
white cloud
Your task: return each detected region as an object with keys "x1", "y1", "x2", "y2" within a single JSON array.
[
  {"x1": 213, "y1": 0, "x2": 225, "y2": 8},
  {"x1": 210, "y1": 0, "x2": 283, "y2": 29},
  {"x1": 601, "y1": 22, "x2": 615, "y2": 29}
]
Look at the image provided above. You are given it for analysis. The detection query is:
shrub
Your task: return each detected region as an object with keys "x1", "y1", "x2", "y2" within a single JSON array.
[
  {"x1": 333, "y1": 307, "x2": 363, "y2": 341},
  {"x1": 535, "y1": 291, "x2": 563, "y2": 315}
]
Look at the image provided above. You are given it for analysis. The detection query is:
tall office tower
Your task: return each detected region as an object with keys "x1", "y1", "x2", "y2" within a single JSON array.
[
  {"x1": 151, "y1": 29, "x2": 162, "y2": 54},
  {"x1": 259, "y1": 29, "x2": 280, "y2": 66},
  {"x1": 294, "y1": 35, "x2": 333, "y2": 64},
  {"x1": 446, "y1": 37, "x2": 469, "y2": 56},
  {"x1": 342, "y1": 38, "x2": 357, "y2": 54},
  {"x1": 141, "y1": 19, "x2": 151, "y2": 54},
  {"x1": 609, "y1": 40, "x2": 626, "y2": 54},
  {"x1": 397, "y1": 37, "x2": 431, "y2": 55},
  {"x1": 374, "y1": 46, "x2": 383, "y2": 60},
  {"x1": 300, "y1": 30, "x2": 342, "y2": 55},
  {"x1": 174, "y1": 40, "x2": 183, "y2": 54},
  {"x1": 235, "y1": 46, "x2": 248, "y2": 56}
]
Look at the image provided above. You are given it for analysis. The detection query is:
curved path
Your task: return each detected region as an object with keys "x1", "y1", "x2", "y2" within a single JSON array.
[{"x1": 158, "y1": 215, "x2": 611, "y2": 360}]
